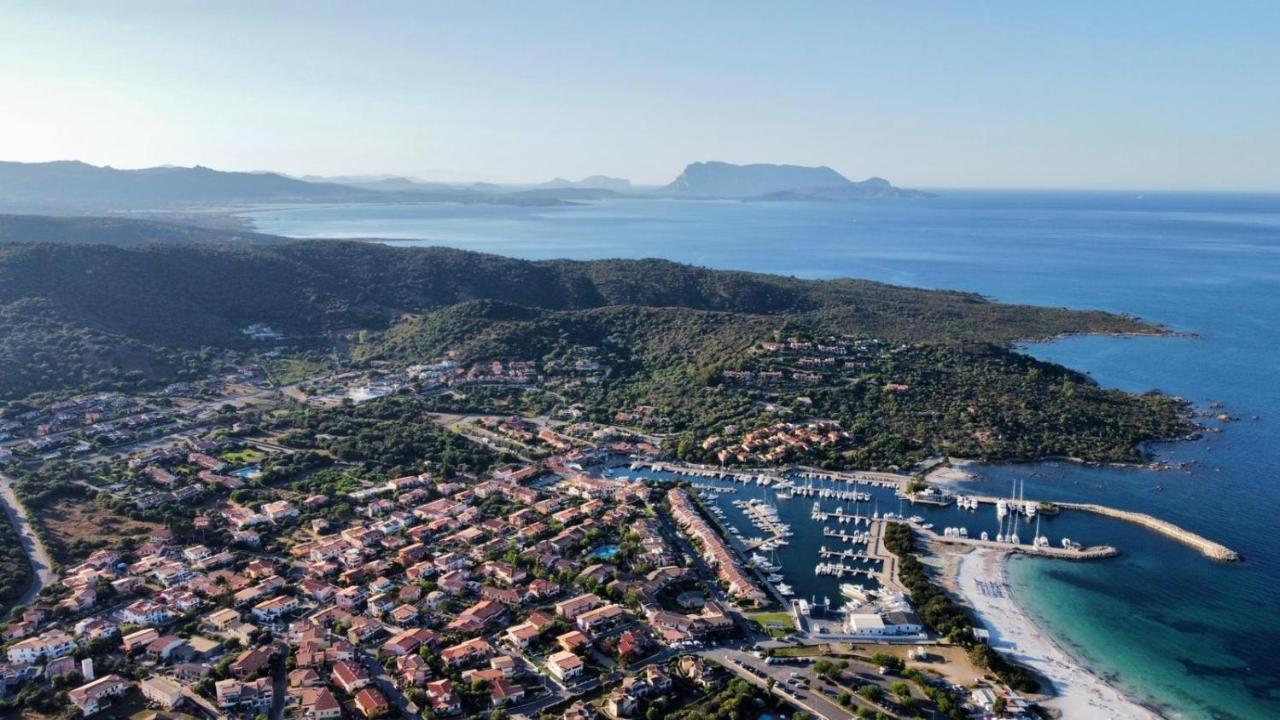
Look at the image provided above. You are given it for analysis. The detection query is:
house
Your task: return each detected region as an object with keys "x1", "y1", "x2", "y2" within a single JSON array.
[
  {"x1": 556, "y1": 630, "x2": 590, "y2": 653},
  {"x1": 69, "y1": 674, "x2": 131, "y2": 716},
  {"x1": 644, "y1": 665, "x2": 672, "y2": 693},
  {"x1": 140, "y1": 675, "x2": 186, "y2": 709},
  {"x1": 203, "y1": 607, "x2": 241, "y2": 632},
  {"x1": 576, "y1": 603, "x2": 625, "y2": 633},
  {"x1": 354, "y1": 687, "x2": 390, "y2": 718},
  {"x1": 396, "y1": 654, "x2": 431, "y2": 686},
  {"x1": 6, "y1": 629, "x2": 76, "y2": 664},
  {"x1": 122, "y1": 599, "x2": 176, "y2": 626},
  {"x1": 677, "y1": 655, "x2": 716, "y2": 688},
  {"x1": 216, "y1": 677, "x2": 274, "y2": 711},
  {"x1": 262, "y1": 500, "x2": 299, "y2": 523},
  {"x1": 546, "y1": 650, "x2": 584, "y2": 682},
  {"x1": 555, "y1": 593, "x2": 603, "y2": 621},
  {"x1": 441, "y1": 637, "x2": 495, "y2": 667},
  {"x1": 489, "y1": 678, "x2": 525, "y2": 707},
  {"x1": 503, "y1": 621, "x2": 541, "y2": 650},
  {"x1": 490, "y1": 654, "x2": 518, "y2": 678},
  {"x1": 252, "y1": 595, "x2": 300, "y2": 623},
  {"x1": 122, "y1": 627, "x2": 160, "y2": 653},
  {"x1": 605, "y1": 687, "x2": 638, "y2": 718},
  {"x1": 145, "y1": 635, "x2": 192, "y2": 662},
  {"x1": 425, "y1": 679, "x2": 462, "y2": 716},
  {"x1": 293, "y1": 686, "x2": 342, "y2": 720},
  {"x1": 231, "y1": 647, "x2": 274, "y2": 679},
  {"x1": 331, "y1": 659, "x2": 371, "y2": 693},
  {"x1": 382, "y1": 627, "x2": 434, "y2": 657},
  {"x1": 289, "y1": 668, "x2": 322, "y2": 688}
]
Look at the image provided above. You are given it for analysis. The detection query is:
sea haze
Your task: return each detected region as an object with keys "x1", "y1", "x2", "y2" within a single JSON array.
[{"x1": 248, "y1": 190, "x2": 1280, "y2": 719}]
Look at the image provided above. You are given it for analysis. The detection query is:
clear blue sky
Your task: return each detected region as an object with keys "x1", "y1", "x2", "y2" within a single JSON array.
[{"x1": 2, "y1": 1, "x2": 1278, "y2": 190}]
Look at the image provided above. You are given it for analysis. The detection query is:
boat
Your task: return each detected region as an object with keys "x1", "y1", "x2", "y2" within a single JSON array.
[
  {"x1": 840, "y1": 583, "x2": 868, "y2": 603},
  {"x1": 776, "y1": 583, "x2": 794, "y2": 596}
]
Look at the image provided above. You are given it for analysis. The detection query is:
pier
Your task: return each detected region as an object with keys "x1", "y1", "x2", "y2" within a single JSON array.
[
  {"x1": 916, "y1": 524, "x2": 1119, "y2": 560},
  {"x1": 810, "y1": 508, "x2": 874, "y2": 524},
  {"x1": 815, "y1": 562, "x2": 878, "y2": 579},
  {"x1": 822, "y1": 527, "x2": 870, "y2": 544},
  {"x1": 818, "y1": 547, "x2": 880, "y2": 563}
]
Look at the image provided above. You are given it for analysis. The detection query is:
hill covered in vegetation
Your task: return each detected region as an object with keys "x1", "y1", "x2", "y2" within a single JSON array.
[{"x1": 0, "y1": 215, "x2": 1190, "y2": 466}]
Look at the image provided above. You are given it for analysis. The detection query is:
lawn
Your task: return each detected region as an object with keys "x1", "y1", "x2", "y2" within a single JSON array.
[
  {"x1": 747, "y1": 611, "x2": 797, "y2": 638},
  {"x1": 220, "y1": 447, "x2": 267, "y2": 465}
]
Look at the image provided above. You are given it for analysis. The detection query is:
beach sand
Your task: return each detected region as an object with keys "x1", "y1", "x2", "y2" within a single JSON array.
[
  {"x1": 955, "y1": 548, "x2": 1165, "y2": 719},
  {"x1": 926, "y1": 458, "x2": 978, "y2": 485}
]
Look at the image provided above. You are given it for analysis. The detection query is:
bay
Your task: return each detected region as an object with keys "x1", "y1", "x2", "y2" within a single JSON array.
[{"x1": 248, "y1": 190, "x2": 1280, "y2": 719}]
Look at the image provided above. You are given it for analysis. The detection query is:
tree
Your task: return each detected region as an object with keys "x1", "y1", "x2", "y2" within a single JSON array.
[
  {"x1": 993, "y1": 696, "x2": 1008, "y2": 714},
  {"x1": 857, "y1": 684, "x2": 882, "y2": 703}
]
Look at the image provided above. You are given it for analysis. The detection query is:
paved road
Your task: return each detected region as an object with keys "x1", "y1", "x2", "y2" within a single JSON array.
[
  {"x1": 704, "y1": 647, "x2": 855, "y2": 720},
  {"x1": 0, "y1": 472, "x2": 58, "y2": 607}
]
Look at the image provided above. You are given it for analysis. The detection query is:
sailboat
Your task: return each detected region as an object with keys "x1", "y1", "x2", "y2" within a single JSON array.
[{"x1": 1033, "y1": 511, "x2": 1049, "y2": 547}]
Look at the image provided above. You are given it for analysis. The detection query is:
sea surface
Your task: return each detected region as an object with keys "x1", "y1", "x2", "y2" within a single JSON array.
[{"x1": 248, "y1": 191, "x2": 1280, "y2": 719}]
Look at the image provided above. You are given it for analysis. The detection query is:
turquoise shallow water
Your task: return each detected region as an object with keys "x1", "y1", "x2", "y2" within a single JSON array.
[{"x1": 249, "y1": 191, "x2": 1280, "y2": 719}]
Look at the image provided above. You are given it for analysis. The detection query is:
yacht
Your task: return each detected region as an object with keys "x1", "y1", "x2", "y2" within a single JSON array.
[{"x1": 776, "y1": 583, "x2": 794, "y2": 596}]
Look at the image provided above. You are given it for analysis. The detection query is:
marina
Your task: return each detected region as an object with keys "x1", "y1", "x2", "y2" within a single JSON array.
[{"x1": 608, "y1": 460, "x2": 1234, "y2": 613}]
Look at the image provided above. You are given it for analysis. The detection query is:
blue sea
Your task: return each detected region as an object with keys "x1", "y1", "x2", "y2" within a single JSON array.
[{"x1": 249, "y1": 191, "x2": 1280, "y2": 719}]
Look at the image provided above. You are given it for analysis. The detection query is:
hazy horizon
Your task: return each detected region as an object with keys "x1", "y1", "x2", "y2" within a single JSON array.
[{"x1": 3, "y1": 1, "x2": 1279, "y2": 192}]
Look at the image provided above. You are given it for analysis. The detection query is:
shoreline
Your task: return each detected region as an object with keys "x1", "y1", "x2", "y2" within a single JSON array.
[{"x1": 952, "y1": 548, "x2": 1167, "y2": 719}]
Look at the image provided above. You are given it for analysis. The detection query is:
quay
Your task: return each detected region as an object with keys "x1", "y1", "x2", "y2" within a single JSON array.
[
  {"x1": 630, "y1": 460, "x2": 909, "y2": 491},
  {"x1": 916, "y1": 524, "x2": 1119, "y2": 560}
]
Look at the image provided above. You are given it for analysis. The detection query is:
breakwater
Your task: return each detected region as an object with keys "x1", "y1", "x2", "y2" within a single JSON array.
[
  {"x1": 959, "y1": 494, "x2": 1240, "y2": 562},
  {"x1": 1059, "y1": 502, "x2": 1241, "y2": 562}
]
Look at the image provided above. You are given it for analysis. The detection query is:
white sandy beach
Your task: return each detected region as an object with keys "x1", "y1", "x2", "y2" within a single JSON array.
[
  {"x1": 955, "y1": 548, "x2": 1164, "y2": 719},
  {"x1": 925, "y1": 458, "x2": 978, "y2": 485}
]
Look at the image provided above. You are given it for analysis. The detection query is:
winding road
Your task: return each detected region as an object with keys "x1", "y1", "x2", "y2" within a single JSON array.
[{"x1": 0, "y1": 472, "x2": 58, "y2": 607}]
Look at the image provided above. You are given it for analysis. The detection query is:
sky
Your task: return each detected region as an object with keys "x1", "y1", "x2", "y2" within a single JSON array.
[{"x1": 2, "y1": 1, "x2": 1278, "y2": 191}]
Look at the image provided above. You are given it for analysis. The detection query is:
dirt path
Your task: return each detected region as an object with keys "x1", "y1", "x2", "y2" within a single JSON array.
[{"x1": 0, "y1": 473, "x2": 58, "y2": 607}]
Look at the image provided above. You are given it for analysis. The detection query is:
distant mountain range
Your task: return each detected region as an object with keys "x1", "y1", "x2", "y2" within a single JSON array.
[
  {"x1": 0, "y1": 160, "x2": 364, "y2": 212},
  {"x1": 0, "y1": 161, "x2": 609, "y2": 213},
  {"x1": 0, "y1": 159, "x2": 925, "y2": 214},
  {"x1": 535, "y1": 175, "x2": 632, "y2": 192},
  {"x1": 661, "y1": 161, "x2": 927, "y2": 200}
]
